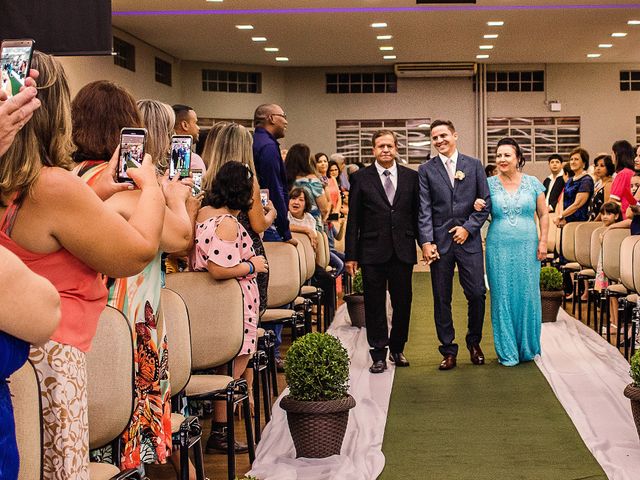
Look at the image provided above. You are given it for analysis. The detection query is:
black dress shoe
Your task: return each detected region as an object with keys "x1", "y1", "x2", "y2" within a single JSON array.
[
  {"x1": 369, "y1": 359, "x2": 387, "y2": 374},
  {"x1": 205, "y1": 431, "x2": 249, "y2": 454},
  {"x1": 389, "y1": 352, "x2": 410, "y2": 367},
  {"x1": 468, "y1": 344, "x2": 485, "y2": 365},
  {"x1": 439, "y1": 354, "x2": 457, "y2": 370}
]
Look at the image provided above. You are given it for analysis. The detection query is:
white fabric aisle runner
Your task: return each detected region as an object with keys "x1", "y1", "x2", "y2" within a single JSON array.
[
  {"x1": 248, "y1": 302, "x2": 395, "y2": 480},
  {"x1": 535, "y1": 309, "x2": 640, "y2": 480}
]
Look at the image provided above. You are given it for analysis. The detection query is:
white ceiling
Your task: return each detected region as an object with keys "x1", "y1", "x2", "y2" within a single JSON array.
[{"x1": 111, "y1": 1, "x2": 640, "y2": 66}]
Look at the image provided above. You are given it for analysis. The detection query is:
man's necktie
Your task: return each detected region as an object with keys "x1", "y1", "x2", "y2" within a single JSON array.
[
  {"x1": 383, "y1": 169, "x2": 395, "y2": 204},
  {"x1": 445, "y1": 158, "x2": 455, "y2": 187}
]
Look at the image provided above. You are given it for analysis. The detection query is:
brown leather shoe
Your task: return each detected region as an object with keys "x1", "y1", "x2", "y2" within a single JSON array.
[
  {"x1": 468, "y1": 344, "x2": 485, "y2": 365},
  {"x1": 439, "y1": 354, "x2": 456, "y2": 370}
]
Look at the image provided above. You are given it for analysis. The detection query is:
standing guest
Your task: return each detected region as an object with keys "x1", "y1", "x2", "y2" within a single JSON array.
[
  {"x1": 1, "y1": 52, "x2": 165, "y2": 479},
  {"x1": 331, "y1": 153, "x2": 350, "y2": 191},
  {"x1": 555, "y1": 147, "x2": 593, "y2": 227},
  {"x1": 327, "y1": 159, "x2": 343, "y2": 213},
  {"x1": 635, "y1": 145, "x2": 640, "y2": 172},
  {"x1": 543, "y1": 153, "x2": 565, "y2": 213},
  {"x1": 587, "y1": 154, "x2": 614, "y2": 221},
  {"x1": 315, "y1": 152, "x2": 330, "y2": 184},
  {"x1": 484, "y1": 164, "x2": 497, "y2": 177},
  {"x1": 610, "y1": 140, "x2": 638, "y2": 219},
  {"x1": 475, "y1": 138, "x2": 548, "y2": 366},
  {"x1": 417, "y1": 120, "x2": 491, "y2": 371},
  {"x1": 345, "y1": 130, "x2": 419, "y2": 374},
  {"x1": 172, "y1": 104, "x2": 206, "y2": 171}
]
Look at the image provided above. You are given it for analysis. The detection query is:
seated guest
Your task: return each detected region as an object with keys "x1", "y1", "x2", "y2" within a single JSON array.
[
  {"x1": 588, "y1": 154, "x2": 614, "y2": 221},
  {"x1": 288, "y1": 186, "x2": 319, "y2": 249},
  {"x1": 543, "y1": 154, "x2": 565, "y2": 213},
  {"x1": 555, "y1": 147, "x2": 593, "y2": 227},
  {"x1": 484, "y1": 164, "x2": 497, "y2": 177},
  {"x1": 610, "y1": 139, "x2": 638, "y2": 219}
]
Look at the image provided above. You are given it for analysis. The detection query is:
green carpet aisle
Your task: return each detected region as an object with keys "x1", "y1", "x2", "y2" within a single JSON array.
[{"x1": 380, "y1": 272, "x2": 606, "y2": 480}]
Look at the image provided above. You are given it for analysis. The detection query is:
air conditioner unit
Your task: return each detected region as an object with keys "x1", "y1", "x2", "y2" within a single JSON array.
[{"x1": 394, "y1": 62, "x2": 477, "y2": 78}]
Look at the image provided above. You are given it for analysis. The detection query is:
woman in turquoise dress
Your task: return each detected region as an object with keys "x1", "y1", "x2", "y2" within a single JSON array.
[{"x1": 479, "y1": 138, "x2": 549, "y2": 366}]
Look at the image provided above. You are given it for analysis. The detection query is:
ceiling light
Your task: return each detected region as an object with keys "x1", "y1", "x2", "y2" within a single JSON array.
[
  {"x1": 598, "y1": 44, "x2": 613, "y2": 48},
  {"x1": 235, "y1": 25, "x2": 254, "y2": 30},
  {"x1": 371, "y1": 22, "x2": 388, "y2": 28},
  {"x1": 479, "y1": 45, "x2": 494, "y2": 50},
  {"x1": 611, "y1": 32, "x2": 627, "y2": 37},
  {"x1": 251, "y1": 37, "x2": 267, "y2": 42},
  {"x1": 476, "y1": 54, "x2": 490, "y2": 59},
  {"x1": 264, "y1": 47, "x2": 279, "y2": 52},
  {"x1": 206, "y1": 0, "x2": 223, "y2": 2},
  {"x1": 383, "y1": 55, "x2": 397, "y2": 60},
  {"x1": 628, "y1": 20, "x2": 640, "y2": 25},
  {"x1": 587, "y1": 53, "x2": 601, "y2": 58},
  {"x1": 275, "y1": 57, "x2": 289, "y2": 62},
  {"x1": 377, "y1": 35, "x2": 393, "y2": 40},
  {"x1": 379, "y1": 46, "x2": 394, "y2": 51},
  {"x1": 487, "y1": 21, "x2": 504, "y2": 26},
  {"x1": 483, "y1": 34, "x2": 498, "y2": 39}
]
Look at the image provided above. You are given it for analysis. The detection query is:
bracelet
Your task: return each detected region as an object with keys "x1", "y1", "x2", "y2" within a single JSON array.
[{"x1": 246, "y1": 260, "x2": 255, "y2": 275}]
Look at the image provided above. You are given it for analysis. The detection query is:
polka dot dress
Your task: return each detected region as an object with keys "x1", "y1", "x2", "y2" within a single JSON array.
[{"x1": 190, "y1": 214, "x2": 258, "y2": 355}]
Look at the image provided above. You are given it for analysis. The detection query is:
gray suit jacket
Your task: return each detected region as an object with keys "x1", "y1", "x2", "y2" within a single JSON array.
[{"x1": 417, "y1": 153, "x2": 491, "y2": 255}]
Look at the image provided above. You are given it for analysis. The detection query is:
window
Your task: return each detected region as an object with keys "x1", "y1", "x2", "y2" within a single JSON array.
[
  {"x1": 486, "y1": 70, "x2": 544, "y2": 92},
  {"x1": 336, "y1": 119, "x2": 430, "y2": 164},
  {"x1": 636, "y1": 116, "x2": 640, "y2": 146},
  {"x1": 113, "y1": 37, "x2": 135, "y2": 72},
  {"x1": 486, "y1": 117, "x2": 580, "y2": 163},
  {"x1": 155, "y1": 57, "x2": 172, "y2": 86},
  {"x1": 326, "y1": 72, "x2": 397, "y2": 94},
  {"x1": 621, "y1": 71, "x2": 640, "y2": 91},
  {"x1": 202, "y1": 69, "x2": 261, "y2": 93}
]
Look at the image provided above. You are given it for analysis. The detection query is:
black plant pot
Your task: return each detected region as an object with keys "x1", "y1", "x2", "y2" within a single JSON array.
[
  {"x1": 344, "y1": 294, "x2": 365, "y2": 328},
  {"x1": 541, "y1": 290, "x2": 563, "y2": 322}
]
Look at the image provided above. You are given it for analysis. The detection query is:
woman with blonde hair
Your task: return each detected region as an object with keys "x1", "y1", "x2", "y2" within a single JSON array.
[
  {"x1": 0, "y1": 52, "x2": 165, "y2": 479},
  {"x1": 137, "y1": 99, "x2": 175, "y2": 171},
  {"x1": 200, "y1": 120, "x2": 229, "y2": 169}
]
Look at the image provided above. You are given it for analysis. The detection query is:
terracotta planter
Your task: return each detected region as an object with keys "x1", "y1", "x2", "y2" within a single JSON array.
[
  {"x1": 344, "y1": 294, "x2": 366, "y2": 328},
  {"x1": 280, "y1": 394, "x2": 356, "y2": 458},
  {"x1": 541, "y1": 290, "x2": 563, "y2": 323},
  {"x1": 624, "y1": 384, "x2": 640, "y2": 440}
]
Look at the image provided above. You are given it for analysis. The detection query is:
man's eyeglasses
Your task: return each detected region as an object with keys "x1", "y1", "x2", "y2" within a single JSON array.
[{"x1": 270, "y1": 112, "x2": 287, "y2": 120}]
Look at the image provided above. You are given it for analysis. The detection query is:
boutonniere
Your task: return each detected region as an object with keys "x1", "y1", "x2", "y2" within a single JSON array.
[{"x1": 454, "y1": 170, "x2": 465, "y2": 181}]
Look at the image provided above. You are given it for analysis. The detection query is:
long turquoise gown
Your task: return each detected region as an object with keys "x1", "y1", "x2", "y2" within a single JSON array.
[{"x1": 486, "y1": 174, "x2": 545, "y2": 366}]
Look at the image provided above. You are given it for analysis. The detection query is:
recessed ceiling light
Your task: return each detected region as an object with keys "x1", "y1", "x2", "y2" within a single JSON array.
[
  {"x1": 628, "y1": 20, "x2": 640, "y2": 25},
  {"x1": 487, "y1": 21, "x2": 504, "y2": 26},
  {"x1": 264, "y1": 47, "x2": 279, "y2": 52},
  {"x1": 275, "y1": 57, "x2": 289, "y2": 62},
  {"x1": 206, "y1": 0, "x2": 223, "y2": 2},
  {"x1": 587, "y1": 53, "x2": 601, "y2": 58},
  {"x1": 479, "y1": 45, "x2": 494, "y2": 50},
  {"x1": 377, "y1": 35, "x2": 393, "y2": 40},
  {"x1": 379, "y1": 46, "x2": 394, "y2": 51},
  {"x1": 476, "y1": 54, "x2": 490, "y2": 59},
  {"x1": 251, "y1": 37, "x2": 267, "y2": 42},
  {"x1": 235, "y1": 25, "x2": 254, "y2": 30},
  {"x1": 383, "y1": 55, "x2": 397, "y2": 60},
  {"x1": 371, "y1": 22, "x2": 388, "y2": 28},
  {"x1": 611, "y1": 32, "x2": 627, "y2": 37},
  {"x1": 598, "y1": 44, "x2": 613, "y2": 48},
  {"x1": 483, "y1": 34, "x2": 499, "y2": 39}
]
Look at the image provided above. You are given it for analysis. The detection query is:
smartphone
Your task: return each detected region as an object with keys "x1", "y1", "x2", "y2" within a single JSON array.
[
  {"x1": 0, "y1": 39, "x2": 35, "y2": 98},
  {"x1": 117, "y1": 128, "x2": 147, "y2": 183},
  {"x1": 169, "y1": 135, "x2": 192, "y2": 179},
  {"x1": 260, "y1": 188, "x2": 269, "y2": 207},
  {"x1": 327, "y1": 212, "x2": 340, "y2": 221},
  {"x1": 191, "y1": 169, "x2": 203, "y2": 196}
]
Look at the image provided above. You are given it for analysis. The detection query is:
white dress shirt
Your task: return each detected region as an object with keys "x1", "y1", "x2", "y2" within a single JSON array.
[
  {"x1": 374, "y1": 160, "x2": 398, "y2": 190},
  {"x1": 438, "y1": 149, "x2": 459, "y2": 172}
]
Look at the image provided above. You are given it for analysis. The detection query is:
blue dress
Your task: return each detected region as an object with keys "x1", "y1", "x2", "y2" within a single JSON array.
[
  {"x1": 486, "y1": 174, "x2": 545, "y2": 366},
  {"x1": 0, "y1": 332, "x2": 30, "y2": 479}
]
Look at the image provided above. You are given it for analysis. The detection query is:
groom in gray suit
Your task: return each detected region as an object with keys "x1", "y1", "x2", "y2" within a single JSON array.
[{"x1": 418, "y1": 120, "x2": 491, "y2": 370}]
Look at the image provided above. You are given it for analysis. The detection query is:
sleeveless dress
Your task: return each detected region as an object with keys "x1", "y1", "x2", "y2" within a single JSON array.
[
  {"x1": 76, "y1": 161, "x2": 171, "y2": 469},
  {"x1": 0, "y1": 333, "x2": 29, "y2": 480},
  {"x1": 238, "y1": 211, "x2": 268, "y2": 315},
  {"x1": 486, "y1": 175, "x2": 545, "y2": 366}
]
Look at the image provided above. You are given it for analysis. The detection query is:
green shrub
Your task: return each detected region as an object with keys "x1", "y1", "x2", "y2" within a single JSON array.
[
  {"x1": 631, "y1": 350, "x2": 640, "y2": 387},
  {"x1": 284, "y1": 332, "x2": 350, "y2": 401},
  {"x1": 351, "y1": 269, "x2": 363, "y2": 295},
  {"x1": 540, "y1": 266, "x2": 563, "y2": 291}
]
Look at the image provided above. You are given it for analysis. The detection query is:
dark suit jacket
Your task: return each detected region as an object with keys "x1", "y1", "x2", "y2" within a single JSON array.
[
  {"x1": 543, "y1": 175, "x2": 565, "y2": 212},
  {"x1": 417, "y1": 154, "x2": 491, "y2": 255},
  {"x1": 345, "y1": 163, "x2": 419, "y2": 265}
]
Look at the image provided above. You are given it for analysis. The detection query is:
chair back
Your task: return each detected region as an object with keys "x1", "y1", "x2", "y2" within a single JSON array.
[
  {"x1": 620, "y1": 236, "x2": 640, "y2": 290},
  {"x1": 547, "y1": 214, "x2": 558, "y2": 253},
  {"x1": 601, "y1": 228, "x2": 630, "y2": 282},
  {"x1": 161, "y1": 288, "x2": 192, "y2": 396},
  {"x1": 561, "y1": 221, "x2": 582, "y2": 263},
  {"x1": 9, "y1": 360, "x2": 42, "y2": 480},
  {"x1": 86, "y1": 306, "x2": 135, "y2": 450},
  {"x1": 292, "y1": 233, "x2": 315, "y2": 282},
  {"x1": 634, "y1": 240, "x2": 640, "y2": 293},
  {"x1": 166, "y1": 272, "x2": 244, "y2": 370},
  {"x1": 318, "y1": 231, "x2": 331, "y2": 269},
  {"x1": 575, "y1": 221, "x2": 602, "y2": 268},
  {"x1": 291, "y1": 236, "x2": 307, "y2": 287},
  {"x1": 263, "y1": 241, "x2": 300, "y2": 307},
  {"x1": 590, "y1": 226, "x2": 607, "y2": 270}
]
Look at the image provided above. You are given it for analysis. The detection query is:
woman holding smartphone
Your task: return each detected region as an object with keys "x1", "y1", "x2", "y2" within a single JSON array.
[{"x1": 0, "y1": 51, "x2": 165, "y2": 479}]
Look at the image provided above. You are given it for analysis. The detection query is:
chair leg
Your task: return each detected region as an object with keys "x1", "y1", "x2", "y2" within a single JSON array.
[
  {"x1": 586, "y1": 286, "x2": 592, "y2": 327},
  {"x1": 226, "y1": 387, "x2": 236, "y2": 480},
  {"x1": 571, "y1": 275, "x2": 577, "y2": 315},
  {"x1": 268, "y1": 339, "x2": 279, "y2": 397},
  {"x1": 252, "y1": 357, "x2": 261, "y2": 444},
  {"x1": 261, "y1": 362, "x2": 271, "y2": 423},
  {"x1": 180, "y1": 439, "x2": 189, "y2": 480},
  {"x1": 243, "y1": 393, "x2": 256, "y2": 463},
  {"x1": 193, "y1": 434, "x2": 206, "y2": 480}
]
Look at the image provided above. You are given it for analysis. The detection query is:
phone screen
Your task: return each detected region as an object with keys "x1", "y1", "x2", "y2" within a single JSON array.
[
  {"x1": 170, "y1": 136, "x2": 192, "y2": 179},
  {"x1": 260, "y1": 189, "x2": 269, "y2": 207},
  {"x1": 118, "y1": 129, "x2": 146, "y2": 182},
  {"x1": 1, "y1": 40, "x2": 34, "y2": 98},
  {"x1": 191, "y1": 169, "x2": 203, "y2": 196}
]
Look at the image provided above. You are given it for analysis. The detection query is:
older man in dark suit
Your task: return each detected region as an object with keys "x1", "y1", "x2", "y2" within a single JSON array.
[
  {"x1": 418, "y1": 120, "x2": 491, "y2": 371},
  {"x1": 346, "y1": 130, "x2": 420, "y2": 374}
]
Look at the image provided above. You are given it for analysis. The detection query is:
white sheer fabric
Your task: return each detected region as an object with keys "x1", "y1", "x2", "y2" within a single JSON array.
[
  {"x1": 536, "y1": 308, "x2": 640, "y2": 480},
  {"x1": 248, "y1": 301, "x2": 394, "y2": 480}
]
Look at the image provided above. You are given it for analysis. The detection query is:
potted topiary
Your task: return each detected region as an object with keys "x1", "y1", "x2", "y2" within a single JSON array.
[
  {"x1": 540, "y1": 266, "x2": 563, "y2": 322},
  {"x1": 344, "y1": 269, "x2": 365, "y2": 328},
  {"x1": 624, "y1": 350, "x2": 640, "y2": 440},
  {"x1": 280, "y1": 332, "x2": 356, "y2": 458}
]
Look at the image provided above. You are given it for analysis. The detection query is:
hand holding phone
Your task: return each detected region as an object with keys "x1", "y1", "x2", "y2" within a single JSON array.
[
  {"x1": 191, "y1": 169, "x2": 203, "y2": 196},
  {"x1": 1, "y1": 39, "x2": 34, "y2": 99},
  {"x1": 117, "y1": 128, "x2": 147, "y2": 183},
  {"x1": 260, "y1": 189, "x2": 269, "y2": 207}
]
